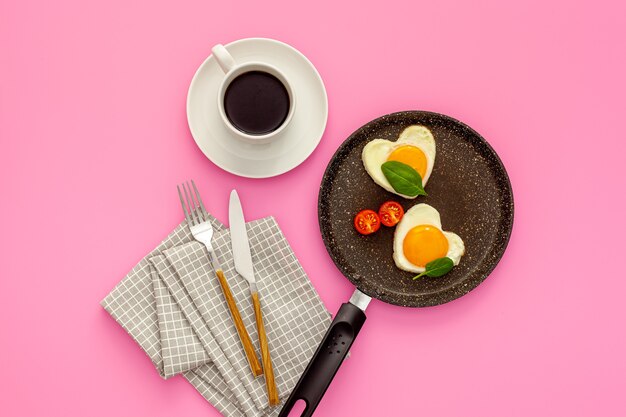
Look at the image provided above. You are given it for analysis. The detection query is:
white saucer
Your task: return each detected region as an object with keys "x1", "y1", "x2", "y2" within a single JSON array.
[{"x1": 187, "y1": 38, "x2": 328, "y2": 178}]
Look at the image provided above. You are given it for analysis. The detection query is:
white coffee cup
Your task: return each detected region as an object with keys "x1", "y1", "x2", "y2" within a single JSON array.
[{"x1": 212, "y1": 44, "x2": 295, "y2": 145}]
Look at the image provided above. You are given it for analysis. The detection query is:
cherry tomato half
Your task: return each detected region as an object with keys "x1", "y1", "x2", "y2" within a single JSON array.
[
  {"x1": 354, "y1": 209, "x2": 381, "y2": 235},
  {"x1": 378, "y1": 201, "x2": 404, "y2": 227}
]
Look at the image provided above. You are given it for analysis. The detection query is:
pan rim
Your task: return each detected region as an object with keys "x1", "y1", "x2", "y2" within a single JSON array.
[{"x1": 317, "y1": 110, "x2": 514, "y2": 308}]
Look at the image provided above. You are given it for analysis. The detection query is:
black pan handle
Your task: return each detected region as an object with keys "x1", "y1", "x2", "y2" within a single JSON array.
[{"x1": 278, "y1": 302, "x2": 367, "y2": 417}]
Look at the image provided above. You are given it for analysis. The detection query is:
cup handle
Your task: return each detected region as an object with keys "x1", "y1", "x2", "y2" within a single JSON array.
[{"x1": 212, "y1": 44, "x2": 236, "y2": 73}]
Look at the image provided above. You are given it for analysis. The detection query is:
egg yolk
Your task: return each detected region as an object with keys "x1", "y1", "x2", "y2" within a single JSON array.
[
  {"x1": 402, "y1": 225, "x2": 449, "y2": 267},
  {"x1": 387, "y1": 145, "x2": 428, "y2": 179}
]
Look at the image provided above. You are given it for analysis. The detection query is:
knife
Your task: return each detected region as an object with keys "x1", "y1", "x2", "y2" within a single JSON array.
[{"x1": 229, "y1": 190, "x2": 280, "y2": 406}]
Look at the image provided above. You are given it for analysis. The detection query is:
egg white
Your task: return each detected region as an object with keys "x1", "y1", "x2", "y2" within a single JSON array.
[
  {"x1": 393, "y1": 203, "x2": 465, "y2": 273},
  {"x1": 361, "y1": 125, "x2": 436, "y2": 199}
]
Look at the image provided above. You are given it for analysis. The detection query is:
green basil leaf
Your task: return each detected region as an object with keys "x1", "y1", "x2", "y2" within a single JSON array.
[
  {"x1": 413, "y1": 257, "x2": 455, "y2": 280},
  {"x1": 381, "y1": 161, "x2": 427, "y2": 197}
]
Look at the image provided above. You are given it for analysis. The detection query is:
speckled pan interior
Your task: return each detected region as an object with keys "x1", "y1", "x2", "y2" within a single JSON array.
[{"x1": 318, "y1": 111, "x2": 514, "y2": 307}]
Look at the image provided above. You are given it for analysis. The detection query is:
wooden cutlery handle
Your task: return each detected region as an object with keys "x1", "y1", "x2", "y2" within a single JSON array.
[
  {"x1": 215, "y1": 269, "x2": 263, "y2": 377},
  {"x1": 251, "y1": 291, "x2": 280, "y2": 406}
]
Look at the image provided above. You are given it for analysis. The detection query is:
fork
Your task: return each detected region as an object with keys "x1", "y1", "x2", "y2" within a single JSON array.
[{"x1": 178, "y1": 180, "x2": 263, "y2": 377}]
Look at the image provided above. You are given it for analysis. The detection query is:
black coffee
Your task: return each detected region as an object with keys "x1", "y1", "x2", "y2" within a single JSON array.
[{"x1": 224, "y1": 71, "x2": 290, "y2": 135}]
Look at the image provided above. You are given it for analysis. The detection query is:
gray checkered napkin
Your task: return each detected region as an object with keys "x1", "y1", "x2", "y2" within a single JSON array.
[{"x1": 101, "y1": 215, "x2": 330, "y2": 417}]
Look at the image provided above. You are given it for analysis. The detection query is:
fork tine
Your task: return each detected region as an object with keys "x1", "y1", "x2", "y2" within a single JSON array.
[
  {"x1": 186, "y1": 180, "x2": 203, "y2": 222},
  {"x1": 182, "y1": 182, "x2": 196, "y2": 225},
  {"x1": 192, "y1": 180, "x2": 208, "y2": 221},
  {"x1": 184, "y1": 182, "x2": 200, "y2": 225},
  {"x1": 177, "y1": 185, "x2": 192, "y2": 225},
  {"x1": 187, "y1": 181, "x2": 203, "y2": 223}
]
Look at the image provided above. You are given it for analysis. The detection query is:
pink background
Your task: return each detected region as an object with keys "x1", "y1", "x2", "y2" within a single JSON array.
[{"x1": 1, "y1": 0, "x2": 625, "y2": 416}]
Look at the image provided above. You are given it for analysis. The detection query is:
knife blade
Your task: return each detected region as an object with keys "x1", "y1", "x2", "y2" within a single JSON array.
[{"x1": 229, "y1": 189, "x2": 257, "y2": 293}]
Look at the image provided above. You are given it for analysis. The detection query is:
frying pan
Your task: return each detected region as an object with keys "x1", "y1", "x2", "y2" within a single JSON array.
[{"x1": 278, "y1": 111, "x2": 514, "y2": 417}]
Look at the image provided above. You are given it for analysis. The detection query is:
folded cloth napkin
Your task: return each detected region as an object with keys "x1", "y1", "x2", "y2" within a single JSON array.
[{"x1": 101, "y1": 214, "x2": 330, "y2": 417}]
